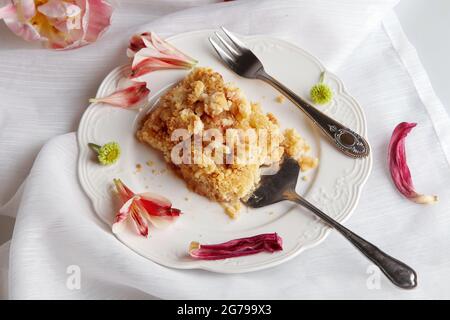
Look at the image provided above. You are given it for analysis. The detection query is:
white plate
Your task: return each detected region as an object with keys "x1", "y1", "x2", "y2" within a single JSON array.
[{"x1": 77, "y1": 30, "x2": 372, "y2": 273}]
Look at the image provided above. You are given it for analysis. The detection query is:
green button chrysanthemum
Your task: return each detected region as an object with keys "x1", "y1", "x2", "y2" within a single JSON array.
[
  {"x1": 88, "y1": 142, "x2": 121, "y2": 165},
  {"x1": 310, "y1": 72, "x2": 333, "y2": 105}
]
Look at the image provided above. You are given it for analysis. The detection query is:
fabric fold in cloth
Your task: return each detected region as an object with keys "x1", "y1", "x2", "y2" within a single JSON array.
[
  {"x1": 0, "y1": 0, "x2": 399, "y2": 205},
  {"x1": 2, "y1": 0, "x2": 450, "y2": 299},
  {"x1": 0, "y1": 241, "x2": 10, "y2": 298}
]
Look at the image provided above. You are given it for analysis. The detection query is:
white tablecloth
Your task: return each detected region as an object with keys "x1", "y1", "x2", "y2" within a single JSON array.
[{"x1": 1, "y1": 0, "x2": 449, "y2": 299}]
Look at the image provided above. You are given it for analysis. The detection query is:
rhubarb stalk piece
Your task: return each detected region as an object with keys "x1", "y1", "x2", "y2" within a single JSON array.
[
  {"x1": 189, "y1": 233, "x2": 283, "y2": 260},
  {"x1": 388, "y1": 122, "x2": 438, "y2": 204}
]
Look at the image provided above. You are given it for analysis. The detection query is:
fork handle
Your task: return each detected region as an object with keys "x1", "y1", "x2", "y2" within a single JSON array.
[
  {"x1": 284, "y1": 191, "x2": 418, "y2": 289},
  {"x1": 257, "y1": 71, "x2": 369, "y2": 158}
]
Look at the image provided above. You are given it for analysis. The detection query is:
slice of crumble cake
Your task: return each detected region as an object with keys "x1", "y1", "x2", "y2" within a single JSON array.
[{"x1": 137, "y1": 67, "x2": 317, "y2": 218}]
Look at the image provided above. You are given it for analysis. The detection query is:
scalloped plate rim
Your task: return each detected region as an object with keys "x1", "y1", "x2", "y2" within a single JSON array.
[{"x1": 77, "y1": 30, "x2": 373, "y2": 273}]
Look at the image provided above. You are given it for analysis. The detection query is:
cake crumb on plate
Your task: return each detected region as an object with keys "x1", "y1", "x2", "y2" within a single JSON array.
[
  {"x1": 275, "y1": 95, "x2": 285, "y2": 103},
  {"x1": 298, "y1": 156, "x2": 319, "y2": 172},
  {"x1": 221, "y1": 201, "x2": 242, "y2": 219}
]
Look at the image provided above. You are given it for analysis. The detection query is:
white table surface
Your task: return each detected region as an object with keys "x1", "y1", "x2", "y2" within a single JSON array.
[
  {"x1": 395, "y1": 0, "x2": 450, "y2": 115},
  {"x1": 0, "y1": 0, "x2": 449, "y2": 296},
  {"x1": 0, "y1": 0, "x2": 449, "y2": 254}
]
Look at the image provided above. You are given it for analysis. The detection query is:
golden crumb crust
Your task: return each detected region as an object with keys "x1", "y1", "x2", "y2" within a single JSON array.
[{"x1": 137, "y1": 67, "x2": 317, "y2": 218}]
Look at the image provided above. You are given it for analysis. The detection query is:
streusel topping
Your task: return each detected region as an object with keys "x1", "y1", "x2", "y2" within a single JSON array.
[{"x1": 137, "y1": 67, "x2": 318, "y2": 218}]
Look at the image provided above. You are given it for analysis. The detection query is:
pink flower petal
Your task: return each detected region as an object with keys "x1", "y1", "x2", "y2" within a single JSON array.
[
  {"x1": 38, "y1": 0, "x2": 86, "y2": 49},
  {"x1": 112, "y1": 180, "x2": 148, "y2": 237},
  {"x1": 127, "y1": 32, "x2": 149, "y2": 57},
  {"x1": 112, "y1": 208, "x2": 129, "y2": 234},
  {"x1": 82, "y1": 0, "x2": 113, "y2": 44},
  {"x1": 127, "y1": 31, "x2": 197, "y2": 78},
  {"x1": 138, "y1": 192, "x2": 172, "y2": 208},
  {"x1": 112, "y1": 179, "x2": 134, "y2": 234},
  {"x1": 42, "y1": 0, "x2": 111, "y2": 49},
  {"x1": 111, "y1": 179, "x2": 179, "y2": 237},
  {"x1": 130, "y1": 57, "x2": 190, "y2": 79},
  {"x1": 17, "y1": 0, "x2": 36, "y2": 20},
  {"x1": 0, "y1": 2, "x2": 16, "y2": 20},
  {"x1": 388, "y1": 122, "x2": 438, "y2": 204},
  {"x1": 112, "y1": 211, "x2": 127, "y2": 226},
  {"x1": 89, "y1": 82, "x2": 150, "y2": 108},
  {"x1": 147, "y1": 32, "x2": 197, "y2": 63},
  {"x1": 112, "y1": 195, "x2": 135, "y2": 233},
  {"x1": 37, "y1": 0, "x2": 82, "y2": 35},
  {"x1": 1, "y1": 0, "x2": 40, "y2": 44},
  {"x1": 37, "y1": 0, "x2": 81, "y2": 19},
  {"x1": 130, "y1": 203, "x2": 149, "y2": 237},
  {"x1": 136, "y1": 42, "x2": 193, "y2": 65},
  {"x1": 189, "y1": 233, "x2": 283, "y2": 260},
  {"x1": 3, "y1": 19, "x2": 40, "y2": 41},
  {"x1": 137, "y1": 192, "x2": 181, "y2": 217},
  {"x1": 113, "y1": 178, "x2": 134, "y2": 202},
  {"x1": 119, "y1": 196, "x2": 139, "y2": 215},
  {"x1": 52, "y1": 18, "x2": 81, "y2": 34}
]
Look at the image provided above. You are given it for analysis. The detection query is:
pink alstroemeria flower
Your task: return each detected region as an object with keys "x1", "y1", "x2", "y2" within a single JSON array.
[
  {"x1": 127, "y1": 32, "x2": 197, "y2": 79},
  {"x1": 388, "y1": 122, "x2": 438, "y2": 204},
  {"x1": 112, "y1": 178, "x2": 181, "y2": 237},
  {"x1": 89, "y1": 32, "x2": 196, "y2": 108},
  {"x1": 0, "y1": 0, "x2": 113, "y2": 49}
]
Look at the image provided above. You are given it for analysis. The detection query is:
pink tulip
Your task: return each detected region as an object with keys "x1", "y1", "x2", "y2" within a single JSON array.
[
  {"x1": 388, "y1": 122, "x2": 438, "y2": 204},
  {"x1": 0, "y1": 0, "x2": 113, "y2": 49}
]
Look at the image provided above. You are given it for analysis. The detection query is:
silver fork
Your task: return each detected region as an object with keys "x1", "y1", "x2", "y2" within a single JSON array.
[
  {"x1": 209, "y1": 27, "x2": 370, "y2": 159},
  {"x1": 244, "y1": 157, "x2": 417, "y2": 289}
]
